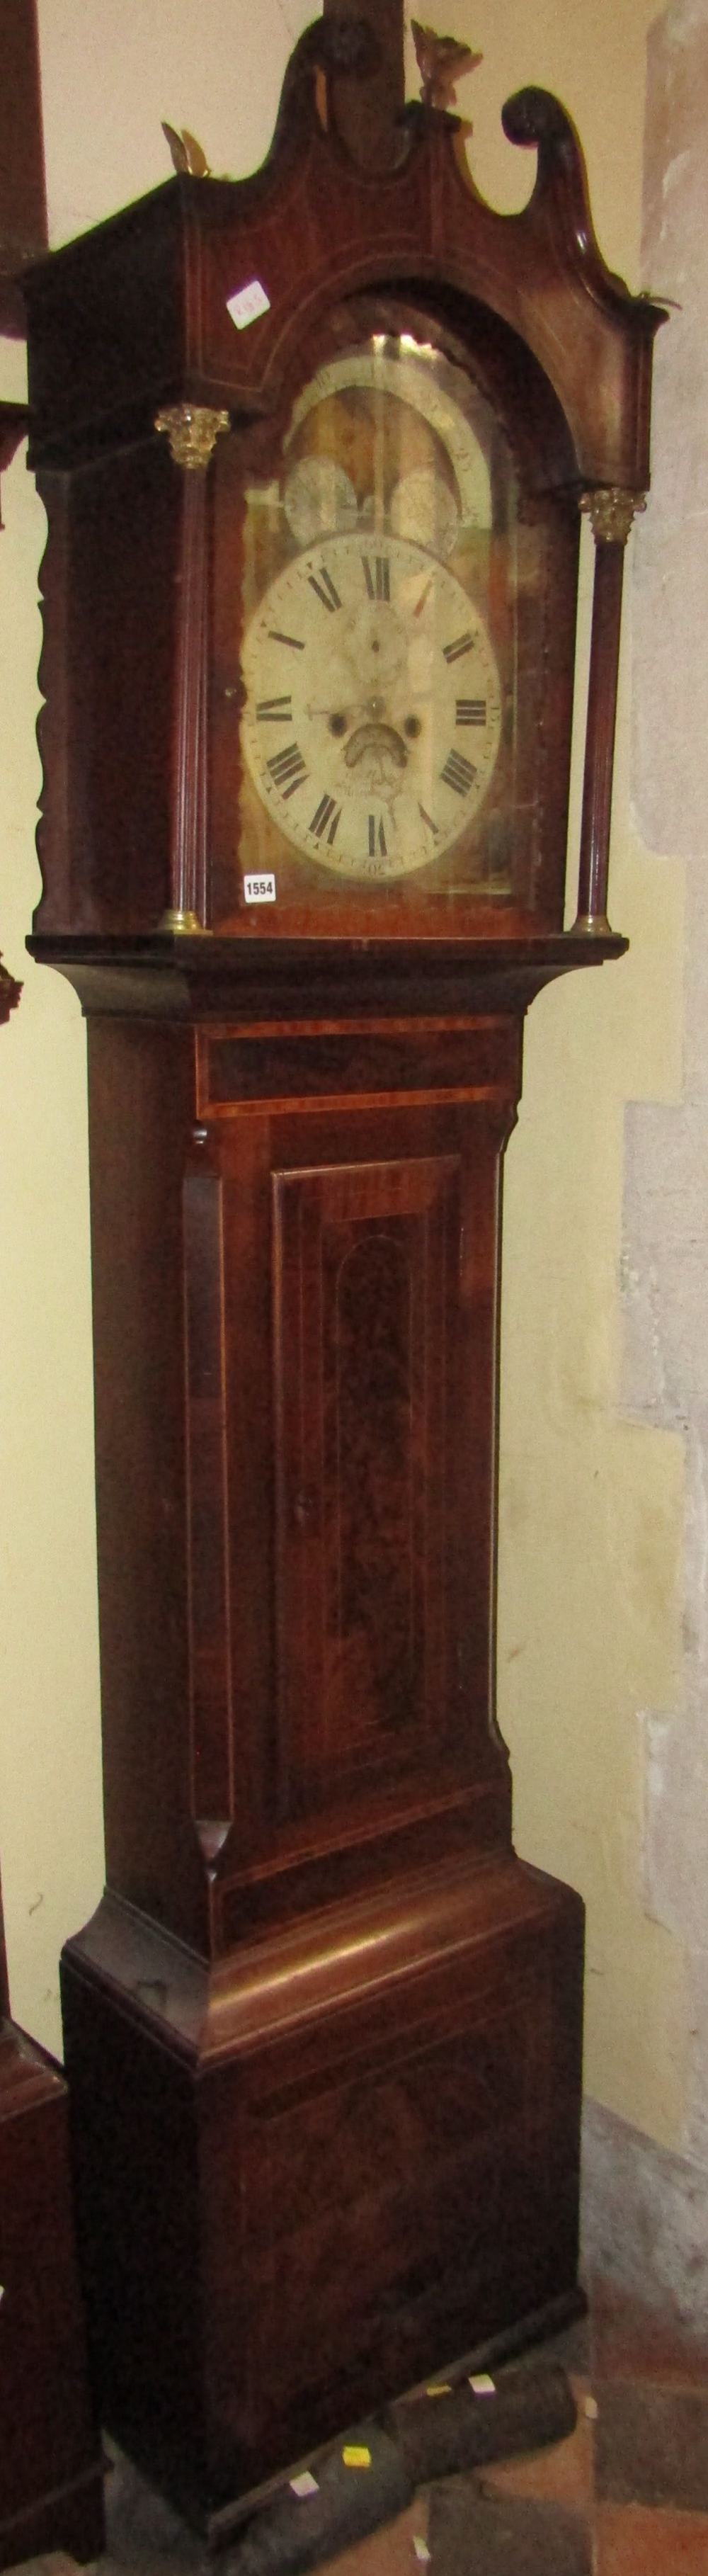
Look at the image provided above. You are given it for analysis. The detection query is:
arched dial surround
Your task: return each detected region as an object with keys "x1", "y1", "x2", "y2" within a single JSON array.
[{"x1": 236, "y1": 331, "x2": 513, "y2": 893}]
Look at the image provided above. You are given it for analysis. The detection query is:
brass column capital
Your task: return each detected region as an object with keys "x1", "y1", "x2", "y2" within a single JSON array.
[
  {"x1": 581, "y1": 486, "x2": 646, "y2": 545},
  {"x1": 155, "y1": 403, "x2": 229, "y2": 470}
]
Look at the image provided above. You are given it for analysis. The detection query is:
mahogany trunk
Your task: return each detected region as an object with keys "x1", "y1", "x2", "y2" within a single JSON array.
[{"x1": 55, "y1": 977, "x2": 585, "y2": 2537}]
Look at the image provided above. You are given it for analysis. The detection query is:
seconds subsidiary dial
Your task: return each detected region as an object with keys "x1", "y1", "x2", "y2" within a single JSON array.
[{"x1": 241, "y1": 530, "x2": 502, "y2": 883}]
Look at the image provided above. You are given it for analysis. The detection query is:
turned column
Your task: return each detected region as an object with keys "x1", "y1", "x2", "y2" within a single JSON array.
[
  {"x1": 156, "y1": 402, "x2": 229, "y2": 931},
  {"x1": 573, "y1": 485, "x2": 646, "y2": 936}
]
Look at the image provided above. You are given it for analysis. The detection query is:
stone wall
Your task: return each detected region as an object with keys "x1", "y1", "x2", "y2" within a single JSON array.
[{"x1": 597, "y1": 0, "x2": 708, "y2": 2304}]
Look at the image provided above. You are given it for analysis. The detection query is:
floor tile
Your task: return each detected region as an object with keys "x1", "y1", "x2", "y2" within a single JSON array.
[
  {"x1": 595, "y1": 2502, "x2": 708, "y2": 2572},
  {"x1": 477, "y1": 2376, "x2": 594, "y2": 2515},
  {"x1": 595, "y1": 2381, "x2": 708, "y2": 2512},
  {"x1": 591, "y1": 2281, "x2": 708, "y2": 2391},
  {"x1": 428, "y1": 2480, "x2": 591, "y2": 2575},
  {"x1": 29, "y1": 2283, "x2": 708, "y2": 2576}
]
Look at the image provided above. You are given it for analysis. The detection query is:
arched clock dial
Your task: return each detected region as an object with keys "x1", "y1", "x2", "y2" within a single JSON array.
[
  {"x1": 241, "y1": 529, "x2": 502, "y2": 880},
  {"x1": 228, "y1": 324, "x2": 530, "y2": 915}
]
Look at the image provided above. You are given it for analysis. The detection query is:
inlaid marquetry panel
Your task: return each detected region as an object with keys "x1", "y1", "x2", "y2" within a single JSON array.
[
  {"x1": 249, "y1": 2012, "x2": 525, "y2": 2247},
  {"x1": 199, "y1": 1019, "x2": 515, "y2": 1110},
  {"x1": 183, "y1": 1086, "x2": 511, "y2": 1919},
  {"x1": 241, "y1": 1973, "x2": 552, "y2": 2409},
  {"x1": 272, "y1": 1153, "x2": 460, "y2": 1818}
]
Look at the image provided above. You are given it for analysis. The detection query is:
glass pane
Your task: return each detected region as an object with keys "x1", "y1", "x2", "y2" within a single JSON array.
[{"x1": 214, "y1": 327, "x2": 568, "y2": 928}]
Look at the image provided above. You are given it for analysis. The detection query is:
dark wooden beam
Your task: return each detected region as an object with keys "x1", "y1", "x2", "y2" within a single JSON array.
[
  {"x1": 322, "y1": 0, "x2": 405, "y2": 166},
  {"x1": 0, "y1": 395, "x2": 29, "y2": 520},
  {"x1": 0, "y1": 0, "x2": 47, "y2": 334}
]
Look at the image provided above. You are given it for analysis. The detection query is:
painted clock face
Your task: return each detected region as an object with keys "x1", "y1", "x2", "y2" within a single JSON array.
[
  {"x1": 241, "y1": 528, "x2": 502, "y2": 883},
  {"x1": 221, "y1": 328, "x2": 535, "y2": 917}
]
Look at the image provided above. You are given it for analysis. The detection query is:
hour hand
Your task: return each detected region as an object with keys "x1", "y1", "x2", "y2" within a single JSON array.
[
  {"x1": 305, "y1": 696, "x2": 365, "y2": 724},
  {"x1": 307, "y1": 688, "x2": 433, "y2": 726}
]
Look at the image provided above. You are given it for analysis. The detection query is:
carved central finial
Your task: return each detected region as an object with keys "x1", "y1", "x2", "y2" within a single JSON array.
[{"x1": 411, "y1": 18, "x2": 482, "y2": 111}]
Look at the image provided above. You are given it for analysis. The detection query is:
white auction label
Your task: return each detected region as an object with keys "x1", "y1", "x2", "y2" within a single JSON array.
[
  {"x1": 227, "y1": 278, "x2": 270, "y2": 330},
  {"x1": 244, "y1": 872, "x2": 277, "y2": 904}
]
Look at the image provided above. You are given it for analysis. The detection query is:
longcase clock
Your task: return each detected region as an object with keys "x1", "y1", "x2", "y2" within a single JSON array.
[{"x1": 22, "y1": 18, "x2": 663, "y2": 2538}]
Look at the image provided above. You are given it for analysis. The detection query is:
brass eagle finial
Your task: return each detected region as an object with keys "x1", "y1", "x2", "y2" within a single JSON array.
[{"x1": 411, "y1": 20, "x2": 482, "y2": 112}]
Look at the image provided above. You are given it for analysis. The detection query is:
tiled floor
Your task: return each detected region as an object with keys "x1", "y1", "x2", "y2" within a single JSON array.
[{"x1": 13, "y1": 2280, "x2": 708, "y2": 2576}]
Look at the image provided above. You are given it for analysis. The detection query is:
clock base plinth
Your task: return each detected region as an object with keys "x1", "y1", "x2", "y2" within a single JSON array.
[
  {"x1": 60, "y1": 1852, "x2": 584, "y2": 2539},
  {"x1": 0, "y1": 2018, "x2": 105, "y2": 2570}
]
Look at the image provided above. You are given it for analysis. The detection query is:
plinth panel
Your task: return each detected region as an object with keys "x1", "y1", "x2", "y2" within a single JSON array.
[
  {"x1": 61, "y1": 1851, "x2": 583, "y2": 2537},
  {"x1": 0, "y1": 2021, "x2": 105, "y2": 2568}
]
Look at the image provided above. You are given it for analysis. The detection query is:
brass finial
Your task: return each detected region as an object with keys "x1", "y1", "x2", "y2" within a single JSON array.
[
  {"x1": 411, "y1": 20, "x2": 482, "y2": 111},
  {"x1": 161, "y1": 121, "x2": 212, "y2": 177}
]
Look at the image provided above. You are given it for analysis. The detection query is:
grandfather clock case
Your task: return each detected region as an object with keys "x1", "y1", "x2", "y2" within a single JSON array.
[{"x1": 24, "y1": 21, "x2": 662, "y2": 2540}]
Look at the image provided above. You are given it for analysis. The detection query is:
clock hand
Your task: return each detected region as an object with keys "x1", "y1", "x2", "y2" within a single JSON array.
[
  {"x1": 306, "y1": 688, "x2": 434, "y2": 722},
  {"x1": 305, "y1": 696, "x2": 373, "y2": 722}
]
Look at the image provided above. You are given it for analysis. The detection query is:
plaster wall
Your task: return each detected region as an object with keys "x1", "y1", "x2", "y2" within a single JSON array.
[
  {"x1": 0, "y1": 0, "x2": 690, "y2": 2210},
  {"x1": 624, "y1": 0, "x2": 708, "y2": 2181},
  {"x1": 441, "y1": 0, "x2": 687, "y2": 2155},
  {"x1": 0, "y1": 0, "x2": 316, "y2": 2050}
]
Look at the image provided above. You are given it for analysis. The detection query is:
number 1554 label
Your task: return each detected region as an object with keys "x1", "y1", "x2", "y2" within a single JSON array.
[{"x1": 244, "y1": 873, "x2": 277, "y2": 904}]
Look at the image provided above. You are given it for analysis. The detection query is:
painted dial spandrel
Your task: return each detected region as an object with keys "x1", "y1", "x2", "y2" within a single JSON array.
[
  {"x1": 241, "y1": 531, "x2": 502, "y2": 881},
  {"x1": 286, "y1": 345, "x2": 493, "y2": 533}
]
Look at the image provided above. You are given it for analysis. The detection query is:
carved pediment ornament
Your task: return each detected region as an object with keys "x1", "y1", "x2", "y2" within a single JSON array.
[{"x1": 411, "y1": 18, "x2": 482, "y2": 112}]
